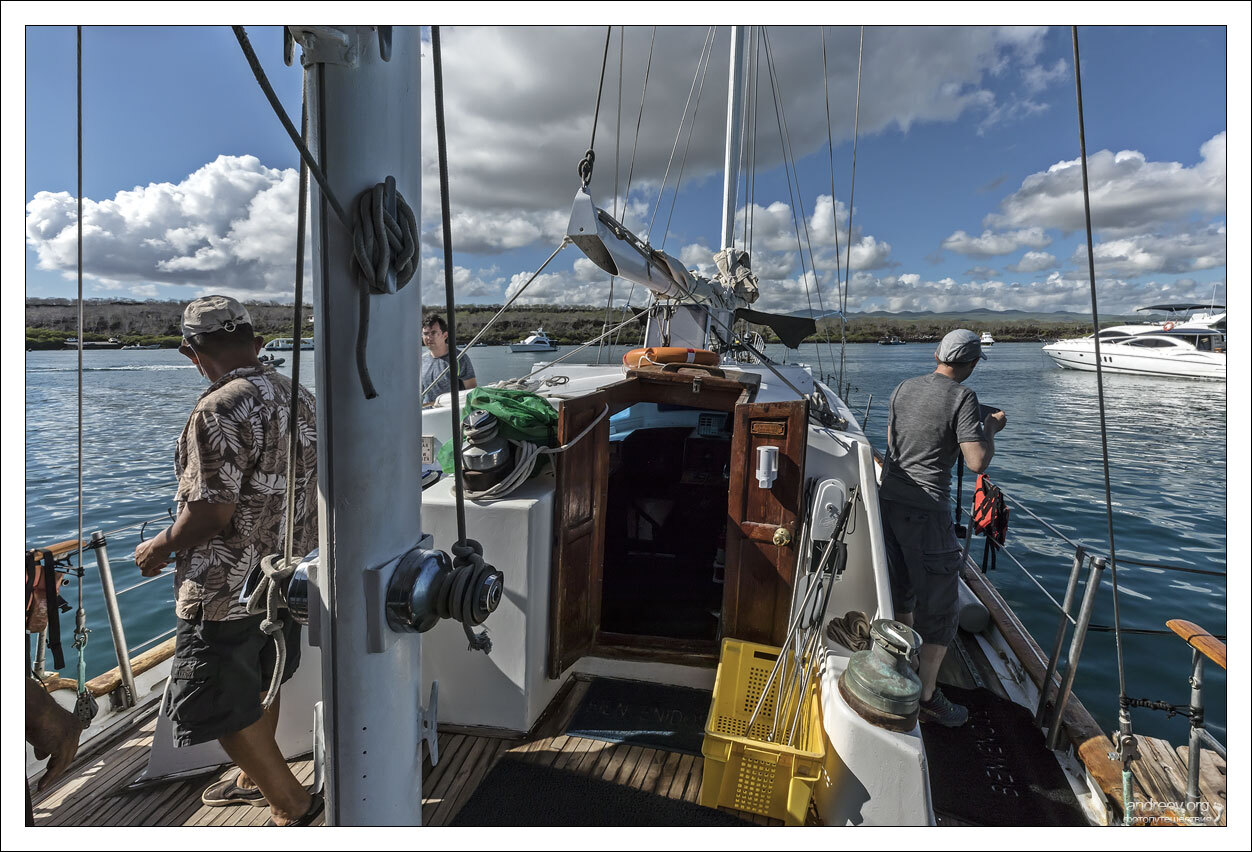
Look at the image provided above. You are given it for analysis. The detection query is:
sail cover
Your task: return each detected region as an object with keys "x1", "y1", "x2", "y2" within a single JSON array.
[{"x1": 734, "y1": 308, "x2": 816, "y2": 349}]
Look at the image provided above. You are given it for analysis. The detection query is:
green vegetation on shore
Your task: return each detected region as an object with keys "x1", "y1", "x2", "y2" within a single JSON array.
[{"x1": 27, "y1": 297, "x2": 1140, "y2": 351}]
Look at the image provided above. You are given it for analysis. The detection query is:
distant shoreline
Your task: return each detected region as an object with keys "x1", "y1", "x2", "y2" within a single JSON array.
[{"x1": 25, "y1": 298, "x2": 1146, "y2": 350}]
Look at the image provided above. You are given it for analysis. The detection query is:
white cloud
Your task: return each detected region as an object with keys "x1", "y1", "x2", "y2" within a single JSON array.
[
  {"x1": 849, "y1": 270, "x2": 1226, "y2": 314},
  {"x1": 1022, "y1": 58, "x2": 1068, "y2": 94},
  {"x1": 418, "y1": 26, "x2": 1078, "y2": 253},
  {"x1": 942, "y1": 227, "x2": 1051, "y2": 256},
  {"x1": 1010, "y1": 250, "x2": 1057, "y2": 273},
  {"x1": 986, "y1": 133, "x2": 1227, "y2": 236},
  {"x1": 25, "y1": 155, "x2": 305, "y2": 298},
  {"x1": 421, "y1": 256, "x2": 505, "y2": 301},
  {"x1": 1071, "y1": 226, "x2": 1226, "y2": 278}
]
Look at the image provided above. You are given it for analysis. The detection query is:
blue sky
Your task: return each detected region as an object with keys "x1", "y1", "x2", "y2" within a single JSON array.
[{"x1": 15, "y1": 19, "x2": 1243, "y2": 316}]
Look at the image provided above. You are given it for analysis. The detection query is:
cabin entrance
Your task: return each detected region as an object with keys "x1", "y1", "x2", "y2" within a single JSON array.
[
  {"x1": 547, "y1": 369, "x2": 807, "y2": 678},
  {"x1": 599, "y1": 406, "x2": 732, "y2": 643}
]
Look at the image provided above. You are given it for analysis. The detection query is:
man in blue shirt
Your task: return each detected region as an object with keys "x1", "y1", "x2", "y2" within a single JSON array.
[{"x1": 420, "y1": 314, "x2": 476, "y2": 405}]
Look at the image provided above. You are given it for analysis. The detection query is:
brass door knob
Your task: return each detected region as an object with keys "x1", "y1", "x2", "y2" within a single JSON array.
[{"x1": 772, "y1": 527, "x2": 792, "y2": 547}]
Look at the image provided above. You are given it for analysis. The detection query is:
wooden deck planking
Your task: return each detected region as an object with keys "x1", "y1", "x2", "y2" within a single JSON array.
[{"x1": 34, "y1": 662, "x2": 1226, "y2": 829}]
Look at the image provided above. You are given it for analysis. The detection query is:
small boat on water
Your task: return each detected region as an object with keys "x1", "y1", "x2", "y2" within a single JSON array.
[
  {"x1": 264, "y1": 336, "x2": 314, "y2": 351},
  {"x1": 980, "y1": 331, "x2": 995, "y2": 346},
  {"x1": 878, "y1": 335, "x2": 906, "y2": 345},
  {"x1": 119, "y1": 343, "x2": 160, "y2": 350},
  {"x1": 63, "y1": 338, "x2": 121, "y2": 349},
  {"x1": 1042, "y1": 304, "x2": 1226, "y2": 380},
  {"x1": 509, "y1": 327, "x2": 558, "y2": 352},
  {"x1": 258, "y1": 353, "x2": 286, "y2": 367}
]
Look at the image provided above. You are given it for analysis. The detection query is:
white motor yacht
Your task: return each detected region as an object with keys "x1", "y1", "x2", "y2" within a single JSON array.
[
  {"x1": 979, "y1": 331, "x2": 995, "y2": 346},
  {"x1": 509, "y1": 327, "x2": 558, "y2": 352},
  {"x1": 1043, "y1": 303, "x2": 1226, "y2": 380}
]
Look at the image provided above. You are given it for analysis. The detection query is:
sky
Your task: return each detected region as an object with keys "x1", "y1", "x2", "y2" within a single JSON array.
[{"x1": 11, "y1": 12, "x2": 1247, "y2": 320}]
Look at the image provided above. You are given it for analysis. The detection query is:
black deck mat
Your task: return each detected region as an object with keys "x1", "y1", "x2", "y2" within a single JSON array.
[
  {"x1": 920, "y1": 684, "x2": 1088, "y2": 826},
  {"x1": 564, "y1": 678, "x2": 712, "y2": 756},
  {"x1": 451, "y1": 756, "x2": 753, "y2": 827}
]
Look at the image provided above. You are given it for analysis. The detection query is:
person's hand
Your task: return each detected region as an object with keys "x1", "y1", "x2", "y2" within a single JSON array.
[
  {"x1": 985, "y1": 410, "x2": 1007, "y2": 434},
  {"x1": 133, "y1": 536, "x2": 171, "y2": 577}
]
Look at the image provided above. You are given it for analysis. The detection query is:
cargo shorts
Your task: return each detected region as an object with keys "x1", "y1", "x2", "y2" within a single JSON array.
[
  {"x1": 166, "y1": 612, "x2": 301, "y2": 747},
  {"x1": 880, "y1": 498, "x2": 962, "y2": 646}
]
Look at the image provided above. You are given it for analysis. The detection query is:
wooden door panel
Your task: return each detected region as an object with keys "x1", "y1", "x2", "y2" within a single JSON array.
[
  {"x1": 547, "y1": 390, "x2": 610, "y2": 678},
  {"x1": 723, "y1": 399, "x2": 808, "y2": 646}
]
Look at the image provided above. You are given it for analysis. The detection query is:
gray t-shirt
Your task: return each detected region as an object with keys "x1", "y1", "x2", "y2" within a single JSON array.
[
  {"x1": 879, "y1": 372, "x2": 984, "y2": 512},
  {"x1": 421, "y1": 350, "x2": 475, "y2": 404}
]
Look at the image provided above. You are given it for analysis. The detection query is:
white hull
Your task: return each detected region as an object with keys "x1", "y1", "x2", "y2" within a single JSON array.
[
  {"x1": 509, "y1": 343, "x2": 557, "y2": 352},
  {"x1": 1043, "y1": 340, "x2": 1226, "y2": 380}
]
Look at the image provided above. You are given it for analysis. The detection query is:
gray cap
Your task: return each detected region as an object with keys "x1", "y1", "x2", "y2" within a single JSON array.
[
  {"x1": 181, "y1": 295, "x2": 252, "y2": 338},
  {"x1": 935, "y1": 329, "x2": 987, "y2": 364}
]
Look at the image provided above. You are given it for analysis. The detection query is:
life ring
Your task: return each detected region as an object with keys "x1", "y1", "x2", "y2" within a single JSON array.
[
  {"x1": 623, "y1": 347, "x2": 719, "y2": 369},
  {"x1": 1163, "y1": 321, "x2": 1176, "y2": 331}
]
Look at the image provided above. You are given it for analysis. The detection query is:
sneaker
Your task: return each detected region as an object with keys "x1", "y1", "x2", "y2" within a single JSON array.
[
  {"x1": 919, "y1": 688, "x2": 969, "y2": 727},
  {"x1": 202, "y1": 771, "x2": 267, "y2": 807}
]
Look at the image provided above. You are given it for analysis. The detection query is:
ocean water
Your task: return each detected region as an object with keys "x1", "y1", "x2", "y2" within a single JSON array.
[{"x1": 24, "y1": 342, "x2": 1226, "y2": 741}]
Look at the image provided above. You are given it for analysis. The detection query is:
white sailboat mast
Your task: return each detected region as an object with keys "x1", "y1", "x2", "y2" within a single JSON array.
[
  {"x1": 304, "y1": 26, "x2": 425, "y2": 825},
  {"x1": 720, "y1": 26, "x2": 746, "y2": 251}
]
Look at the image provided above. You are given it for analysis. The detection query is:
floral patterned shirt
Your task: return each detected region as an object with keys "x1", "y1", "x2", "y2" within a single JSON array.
[{"x1": 173, "y1": 365, "x2": 318, "y2": 621}]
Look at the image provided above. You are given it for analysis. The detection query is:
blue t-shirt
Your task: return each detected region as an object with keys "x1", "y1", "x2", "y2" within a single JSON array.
[{"x1": 420, "y1": 350, "x2": 475, "y2": 404}]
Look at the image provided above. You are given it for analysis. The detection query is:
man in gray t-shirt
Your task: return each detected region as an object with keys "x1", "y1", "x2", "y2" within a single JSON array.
[
  {"x1": 420, "y1": 314, "x2": 477, "y2": 405},
  {"x1": 880, "y1": 329, "x2": 1007, "y2": 727}
]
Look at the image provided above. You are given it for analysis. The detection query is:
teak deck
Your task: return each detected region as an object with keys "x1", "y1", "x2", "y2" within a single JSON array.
[{"x1": 28, "y1": 639, "x2": 1225, "y2": 827}]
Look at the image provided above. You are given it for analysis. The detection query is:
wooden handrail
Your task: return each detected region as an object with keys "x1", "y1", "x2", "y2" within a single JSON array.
[
  {"x1": 1166, "y1": 619, "x2": 1227, "y2": 670},
  {"x1": 41, "y1": 636, "x2": 177, "y2": 697},
  {"x1": 29, "y1": 539, "x2": 90, "y2": 561}
]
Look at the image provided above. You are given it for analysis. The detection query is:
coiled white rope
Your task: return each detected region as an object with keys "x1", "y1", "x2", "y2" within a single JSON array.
[{"x1": 461, "y1": 405, "x2": 609, "y2": 501}]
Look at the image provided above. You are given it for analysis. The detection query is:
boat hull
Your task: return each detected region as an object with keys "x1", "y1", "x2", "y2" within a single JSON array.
[
  {"x1": 509, "y1": 343, "x2": 558, "y2": 352},
  {"x1": 1042, "y1": 342, "x2": 1225, "y2": 380}
]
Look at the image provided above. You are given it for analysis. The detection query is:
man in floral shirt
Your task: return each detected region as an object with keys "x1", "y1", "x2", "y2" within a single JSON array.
[{"x1": 133, "y1": 295, "x2": 321, "y2": 826}]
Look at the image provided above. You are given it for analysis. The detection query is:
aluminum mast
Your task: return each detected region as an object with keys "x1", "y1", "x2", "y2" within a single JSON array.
[{"x1": 303, "y1": 26, "x2": 425, "y2": 825}]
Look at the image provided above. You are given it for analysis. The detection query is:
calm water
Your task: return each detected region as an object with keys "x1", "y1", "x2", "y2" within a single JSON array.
[{"x1": 24, "y1": 342, "x2": 1226, "y2": 740}]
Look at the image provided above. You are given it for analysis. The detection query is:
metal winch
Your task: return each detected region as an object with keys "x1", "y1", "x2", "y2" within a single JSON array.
[
  {"x1": 837, "y1": 618, "x2": 923, "y2": 732},
  {"x1": 459, "y1": 409, "x2": 514, "y2": 492}
]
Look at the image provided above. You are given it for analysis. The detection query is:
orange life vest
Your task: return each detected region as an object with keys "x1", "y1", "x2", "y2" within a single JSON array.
[{"x1": 971, "y1": 474, "x2": 1009, "y2": 572}]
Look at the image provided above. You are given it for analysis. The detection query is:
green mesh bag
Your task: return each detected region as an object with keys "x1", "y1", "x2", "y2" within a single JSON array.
[{"x1": 437, "y1": 386, "x2": 560, "y2": 474}]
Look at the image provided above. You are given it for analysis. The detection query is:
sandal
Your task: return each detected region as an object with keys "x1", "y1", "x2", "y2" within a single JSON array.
[
  {"x1": 201, "y1": 771, "x2": 267, "y2": 807},
  {"x1": 266, "y1": 791, "x2": 324, "y2": 827}
]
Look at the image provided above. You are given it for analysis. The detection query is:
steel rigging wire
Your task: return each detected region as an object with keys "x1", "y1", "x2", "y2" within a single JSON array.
[{"x1": 1071, "y1": 25, "x2": 1134, "y2": 824}]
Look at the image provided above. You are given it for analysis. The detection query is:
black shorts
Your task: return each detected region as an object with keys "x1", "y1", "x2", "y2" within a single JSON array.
[
  {"x1": 166, "y1": 612, "x2": 302, "y2": 747},
  {"x1": 881, "y1": 498, "x2": 962, "y2": 646}
]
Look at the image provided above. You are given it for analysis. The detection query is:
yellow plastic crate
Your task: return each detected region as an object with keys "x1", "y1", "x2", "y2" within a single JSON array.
[{"x1": 700, "y1": 638, "x2": 826, "y2": 826}]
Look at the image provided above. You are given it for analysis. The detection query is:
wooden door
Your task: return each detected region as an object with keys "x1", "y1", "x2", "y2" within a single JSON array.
[
  {"x1": 723, "y1": 399, "x2": 808, "y2": 646},
  {"x1": 547, "y1": 390, "x2": 610, "y2": 678}
]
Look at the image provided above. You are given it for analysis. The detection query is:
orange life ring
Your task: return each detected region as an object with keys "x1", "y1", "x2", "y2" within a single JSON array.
[
  {"x1": 623, "y1": 347, "x2": 719, "y2": 369},
  {"x1": 1163, "y1": 321, "x2": 1176, "y2": 331}
]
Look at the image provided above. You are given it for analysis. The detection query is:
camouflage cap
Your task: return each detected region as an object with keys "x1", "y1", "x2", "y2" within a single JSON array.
[{"x1": 181, "y1": 295, "x2": 252, "y2": 338}]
